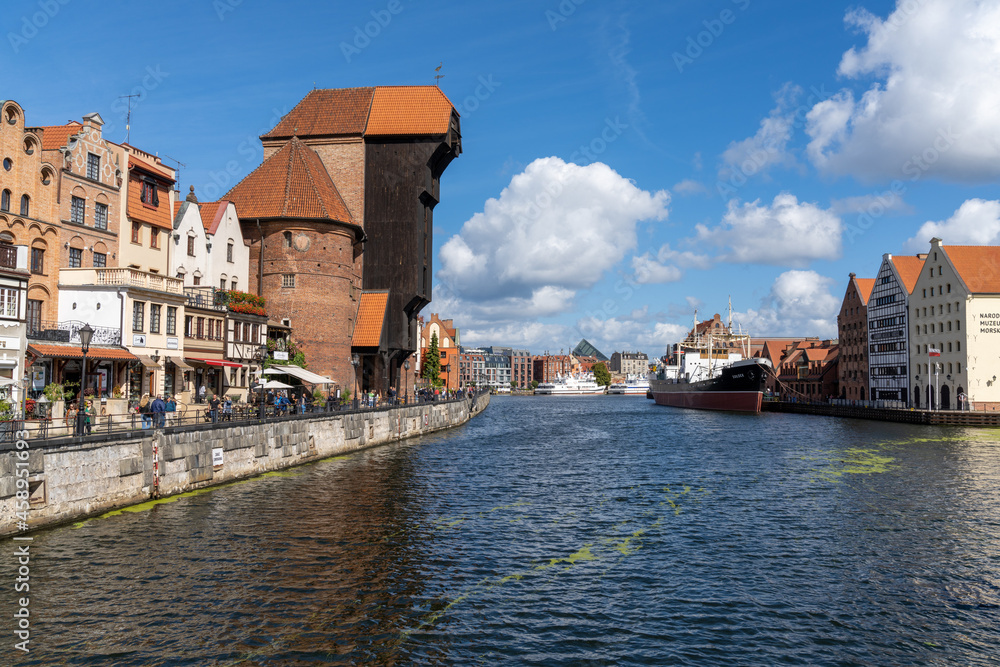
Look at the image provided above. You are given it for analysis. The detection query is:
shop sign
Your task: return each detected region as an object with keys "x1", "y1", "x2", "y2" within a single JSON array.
[
  {"x1": 166, "y1": 337, "x2": 179, "y2": 350},
  {"x1": 273, "y1": 351, "x2": 289, "y2": 361},
  {"x1": 0, "y1": 336, "x2": 20, "y2": 349},
  {"x1": 132, "y1": 334, "x2": 146, "y2": 347}
]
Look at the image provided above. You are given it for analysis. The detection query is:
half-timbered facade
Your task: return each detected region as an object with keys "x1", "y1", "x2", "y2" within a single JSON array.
[{"x1": 867, "y1": 253, "x2": 924, "y2": 404}]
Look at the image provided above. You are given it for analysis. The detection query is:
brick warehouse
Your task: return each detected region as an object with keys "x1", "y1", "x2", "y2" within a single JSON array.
[{"x1": 228, "y1": 86, "x2": 461, "y2": 394}]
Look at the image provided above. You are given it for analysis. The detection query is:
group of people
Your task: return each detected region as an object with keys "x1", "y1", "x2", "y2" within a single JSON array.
[{"x1": 136, "y1": 394, "x2": 177, "y2": 428}]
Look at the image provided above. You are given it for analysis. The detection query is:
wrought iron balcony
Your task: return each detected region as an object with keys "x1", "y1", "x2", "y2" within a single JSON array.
[
  {"x1": 184, "y1": 286, "x2": 227, "y2": 312},
  {"x1": 27, "y1": 320, "x2": 121, "y2": 345}
]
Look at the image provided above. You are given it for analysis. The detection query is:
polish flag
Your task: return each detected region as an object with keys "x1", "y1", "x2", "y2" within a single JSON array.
[{"x1": 929, "y1": 348, "x2": 941, "y2": 357}]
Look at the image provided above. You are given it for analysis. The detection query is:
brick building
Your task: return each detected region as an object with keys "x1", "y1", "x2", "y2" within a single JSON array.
[
  {"x1": 251, "y1": 86, "x2": 461, "y2": 397},
  {"x1": 533, "y1": 354, "x2": 575, "y2": 383},
  {"x1": 419, "y1": 313, "x2": 460, "y2": 391},
  {"x1": 459, "y1": 348, "x2": 485, "y2": 388},
  {"x1": 776, "y1": 340, "x2": 840, "y2": 401},
  {"x1": 837, "y1": 273, "x2": 875, "y2": 401}
]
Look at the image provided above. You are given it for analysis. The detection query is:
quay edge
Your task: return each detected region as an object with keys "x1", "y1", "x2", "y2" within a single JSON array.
[{"x1": 0, "y1": 394, "x2": 490, "y2": 538}]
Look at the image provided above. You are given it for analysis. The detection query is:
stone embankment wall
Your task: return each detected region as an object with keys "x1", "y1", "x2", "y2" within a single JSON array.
[
  {"x1": 1, "y1": 394, "x2": 490, "y2": 537},
  {"x1": 764, "y1": 400, "x2": 1000, "y2": 426}
]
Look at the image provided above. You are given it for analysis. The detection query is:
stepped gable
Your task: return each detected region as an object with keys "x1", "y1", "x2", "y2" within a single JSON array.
[
  {"x1": 225, "y1": 136, "x2": 353, "y2": 223},
  {"x1": 943, "y1": 245, "x2": 1000, "y2": 293},
  {"x1": 365, "y1": 86, "x2": 456, "y2": 137},
  {"x1": 891, "y1": 255, "x2": 924, "y2": 293},
  {"x1": 262, "y1": 87, "x2": 375, "y2": 140}
]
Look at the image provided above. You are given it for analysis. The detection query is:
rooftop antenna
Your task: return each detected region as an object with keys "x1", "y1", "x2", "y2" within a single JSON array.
[
  {"x1": 434, "y1": 62, "x2": 445, "y2": 86},
  {"x1": 118, "y1": 94, "x2": 140, "y2": 144},
  {"x1": 164, "y1": 155, "x2": 186, "y2": 189}
]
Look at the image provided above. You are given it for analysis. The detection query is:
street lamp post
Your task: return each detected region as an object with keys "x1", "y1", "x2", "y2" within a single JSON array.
[
  {"x1": 77, "y1": 323, "x2": 94, "y2": 436},
  {"x1": 351, "y1": 353, "x2": 360, "y2": 410},
  {"x1": 403, "y1": 359, "x2": 410, "y2": 405}
]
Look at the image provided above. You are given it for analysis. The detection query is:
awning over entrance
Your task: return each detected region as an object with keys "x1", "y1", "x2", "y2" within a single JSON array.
[
  {"x1": 27, "y1": 343, "x2": 139, "y2": 362},
  {"x1": 272, "y1": 364, "x2": 334, "y2": 385},
  {"x1": 186, "y1": 356, "x2": 242, "y2": 368},
  {"x1": 135, "y1": 355, "x2": 161, "y2": 369},
  {"x1": 166, "y1": 356, "x2": 193, "y2": 370}
]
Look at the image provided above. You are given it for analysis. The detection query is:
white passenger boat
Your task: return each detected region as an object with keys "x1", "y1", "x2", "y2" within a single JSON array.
[
  {"x1": 608, "y1": 375, "x2": 650, "y2": 395},
  {"x1": 535, "y1": 373, "x2": 606, "y2": 395}
]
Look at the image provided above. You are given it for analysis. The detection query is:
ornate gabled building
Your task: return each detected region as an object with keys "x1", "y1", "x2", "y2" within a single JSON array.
[
  {"x1": 837, "y1": 273, "x2": 875, "y2": 401},
  {"x1": 240, "y1": 85, "x2": 462, "y2": 395},
  {"x1": 868, "y1": 253, "x2": 924, "y2": 404}
]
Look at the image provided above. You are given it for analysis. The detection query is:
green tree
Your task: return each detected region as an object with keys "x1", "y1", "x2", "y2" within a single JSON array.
[
  {"x1": 593, "y1": 362, "x2": 612, "y2": 387},
  {"x1": 510, "y1": 380, "x2": 517, "y2": 391},
  {"x1": 531, "y1": 379, "x2": 539, "y2": 390},
  {"x1": 423, "y1": 333, "x2": 441, "y2": 387}
]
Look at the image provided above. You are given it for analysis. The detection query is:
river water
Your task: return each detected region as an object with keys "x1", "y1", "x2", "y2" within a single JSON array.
[{"x1": 4, "y1": 396, "x2": 1000, "y2": 665}]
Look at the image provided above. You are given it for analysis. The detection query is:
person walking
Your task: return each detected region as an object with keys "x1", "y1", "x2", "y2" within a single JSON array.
[
  {"x1": 222, "y1": 395, "x2": 233, "y2": 422},
  {"x1": 198, "y1": 383, "x2": 207, "y2": 404},
  {"x1": 139, "y1": 394, "x2": 152, "y2": 429},
  {"x1": 84, "y1": 400, "x2": 93, "y2": 435},
  {"x1": 209, "y1": 394, "x2": 220, "y2": 423},
  {"x1": 165, "y1": 395, "x2": 177, "y2": 425},
  {"x1": 151, "y1": 394, "x2": 166, "y2": 429}
]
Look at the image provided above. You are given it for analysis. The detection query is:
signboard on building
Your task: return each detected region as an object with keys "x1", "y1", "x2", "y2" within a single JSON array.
[
  {"x1": 212, "y1": 448, "x2": 224, "y2": 468},
  {"x1": 273, "y1": 351, "x2": 289, "y2": 361},
  {"x1": 132, "y1": 334, "x2": 146, "y2": 347},
  {"x1": 0, "y1": 336, "x2": 20, "y2": 349},
  {"x1": 166, "y1": 337, "x2": 179, "y2": 350}
]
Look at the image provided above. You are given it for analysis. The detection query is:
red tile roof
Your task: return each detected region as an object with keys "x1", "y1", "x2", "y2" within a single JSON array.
[
  {"x1": 366, "y1": 86, "x2": 456, "y2": 137},
  {"x1": 891, "y1": 255, "x2": 924, "y2": 293},
  {"x1": 198, "y1": 201, "x2": 225, "y2": 233},
  {"x1": 128, "y1": 158, "x2": 175, "y2": 183},
  {"x1": 38, "y1": 122, "x2": 82, "y2": 150},
  {"x1": 352, "y1": 291, "x2": 388, "y2": 348},
  {"x1": 855, "y1": 278, "x2": 876, "y2": 304},
  {"x1": 261, "y1": 86, "x2": 456, "y2": 140},
  {"x1": 263, "y1": 88, "x2": 375, "y2": 139},
  {"x1": 173, "y1": 201, "x2": 183, "y2": 219},
  {"x1": 225, "y1": 137, "x2": 352, "y2": 222},
  {"x1": 945, "y1": 245, "x2": 1000, "y2": 293},
  {"x1": 27, "y1": 344, "x2": 138, "y2": 361}
]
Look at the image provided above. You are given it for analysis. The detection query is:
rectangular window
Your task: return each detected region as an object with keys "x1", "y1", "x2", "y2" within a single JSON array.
[
  {"x1": 70, "y1": 196, "x2": 85, "y2": 224},
  {"x1": 140, "y1": 180, "x2": 159, "y2": 207},
  {"x1": 187, "y1": 236, "x2": 195, "y2": 256},
  {"x1": 150, "y1": 228, "x2": 159, "y2": 249},
  {"x1": 132, "y1": 221, "x2": 141, "y2": 244},
  {"x1": 227, "y1": 242, "x2": 234, "y2": 263},
  {"x1": 193, "y1": 275, "x2": 201, "y2": 286},
  {"x1": 196, "y1": 317, "x2": 205, "y2": 338},
  {"x1": 30, "y1": 247, "x2": 43, "y2": 274},
  {"x1": 0, "y1": 288, "x2": 18, "y2": 317},
  {"x1": 150, "y1": 304, "x2": 161, "y2": 333},
  {"x1": 220, "y1": 278, "x2": 226, "y2": 290},
  {"x1": 185, "y1": 315, "x2": 193, "y2": 337},
  {"x1": 231, "y1": 280, "x2": 237, "y2": 291},
  {"x1": 282, "y1": 274, "x2": 295, "y2": 288},
  {"x1": 94, "y1": 202, "x2": 108, "y2": 230},
  {"x1": 133, "y1": 301, "x2": 145, "y2": 331},
  {"x1": 93, "y1": 252, "x2": 106, "y2": 268},
  {"x1": 87, "y1": 153, "x2": 100, "y2": 180},
  {"x1": 26, "y1": 299, "x2": 42, "y2": 332},
  {"x1": 68, "y1": 247, "x2": 82, "y2": 268},
  {"x1": 166, "y1": 306, "x2": 177, "y2": 335}
]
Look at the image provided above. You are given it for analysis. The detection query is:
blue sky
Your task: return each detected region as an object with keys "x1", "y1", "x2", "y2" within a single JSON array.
[{"x1": 4, "y1": 0, "x2": 1000, "y2": 357}]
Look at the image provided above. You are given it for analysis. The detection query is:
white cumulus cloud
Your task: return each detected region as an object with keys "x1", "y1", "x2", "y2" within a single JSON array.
[
  {"x1": 720, "y1": 84, "x2": 800, "y2": 182},
  {"x1": 734, "y1": 270, "x2": 841, "y2": 338},
  {"x1": 696, "y1": 193, "x2": 843, "y2": 266},
  {"x1": 904, "y1": 199, "x2": 1000, "y2": 251},
  {"x1": 439, "y1": 157, "x2": 670, "y2": 317},
  {"x1": 806, "y1": 0, "x2": 1000, "y2": 182},
  {"x1": 631, "y1": 243, "x2": 712, "y2": 284}
]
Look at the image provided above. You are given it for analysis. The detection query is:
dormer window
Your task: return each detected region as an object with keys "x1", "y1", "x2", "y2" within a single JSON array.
[{"x1": 140, "y1": 179, "x2": 159, "y2": 207}]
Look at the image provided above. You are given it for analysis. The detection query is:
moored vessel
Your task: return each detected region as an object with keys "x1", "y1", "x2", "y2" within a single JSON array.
[
  {"x1": 608, "y1": 375, "x2": 650, "y2": 395},
  {"x1": 535, "y1": 373, "x2": 606, "y2": 395}
]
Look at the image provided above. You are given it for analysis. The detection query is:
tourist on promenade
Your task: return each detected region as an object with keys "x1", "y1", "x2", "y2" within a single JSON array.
[
  {"x1": 297, "y1": 394, "x2": 306, "y2": 414},
  {"x1": 222, "y1": 395, "x2": 233, "y2": 422},
  {"x1": 139, "y1": 394, "x2": 152, "y2": 429},
  {"x1": 165, "y1": 395, "x2": 177, "y2": 424},
  {"x1": 198, "y1": 384, "x2": 207, "y2": 404},
  {"x1": 209, "y1": 394, "x2": 221, "y2": 423},
  {"x1": 83, "y1": 400, "x2": 93, "y2": 435},
  {"x1": 151, "y1": 394, "x2": 166, "y2": 428}
]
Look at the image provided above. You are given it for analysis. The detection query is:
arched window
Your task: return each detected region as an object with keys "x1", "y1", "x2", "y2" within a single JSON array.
[
  {"x1": 0, "y1": 189, "x2": 9, "y2": 212},
  {"x1": 283, "y1": 231, "x2": 292, "y2": 248},
  {"x1": 20, "y1": 194, "x2": 29, "y2": 217}
]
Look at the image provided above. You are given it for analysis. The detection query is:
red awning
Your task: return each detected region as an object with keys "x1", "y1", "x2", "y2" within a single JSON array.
[{"x1": 185, "y1": 357, "x2": 243, "y2": 368}]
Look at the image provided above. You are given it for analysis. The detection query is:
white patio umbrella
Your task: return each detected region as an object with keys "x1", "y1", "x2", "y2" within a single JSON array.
[
  {"x1": 260, "y1": 368, "x2": 283, "y2": 376},
  {"x1": 261, "y1": 380, "x2": 294, "y2": 390}
]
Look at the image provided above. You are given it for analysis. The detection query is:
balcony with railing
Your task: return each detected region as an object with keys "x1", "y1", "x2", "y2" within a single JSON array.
[
  {"x1": 27, "y1": 320, "x2": 121, "y2": 345},
  {"x1": 60, "y1": 267, "x2": 183, "y2": 294},
  {"x1": 0, "y1": 244, "x2": 28, "y2": 272},
  {"x1": 184, "y1": 286, "x2": 227, "y2": 312}
]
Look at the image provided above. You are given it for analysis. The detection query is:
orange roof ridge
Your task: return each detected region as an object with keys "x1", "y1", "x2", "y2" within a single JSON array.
[
  {"x1": 37, "y1": 121, "x2": 83, "y2": 150},
  {"x1": 366, "y1": 86, "x2": 455, "y2": 137},
  {"x1": 225, "y1": 138, "x2": 352, "y2": 223},
  {"x1": 262, "y1": 87, "x2": 376, "y2": 140},
  {"x1": 942, "y1": 245, "x2": 1000, "y2": 293},
  {"x1": 889, "y1": 255, "x2": 924, "y2": 293},
  {"x1": 855, "y1": 278, "x2": 876, "y2": 304}
]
